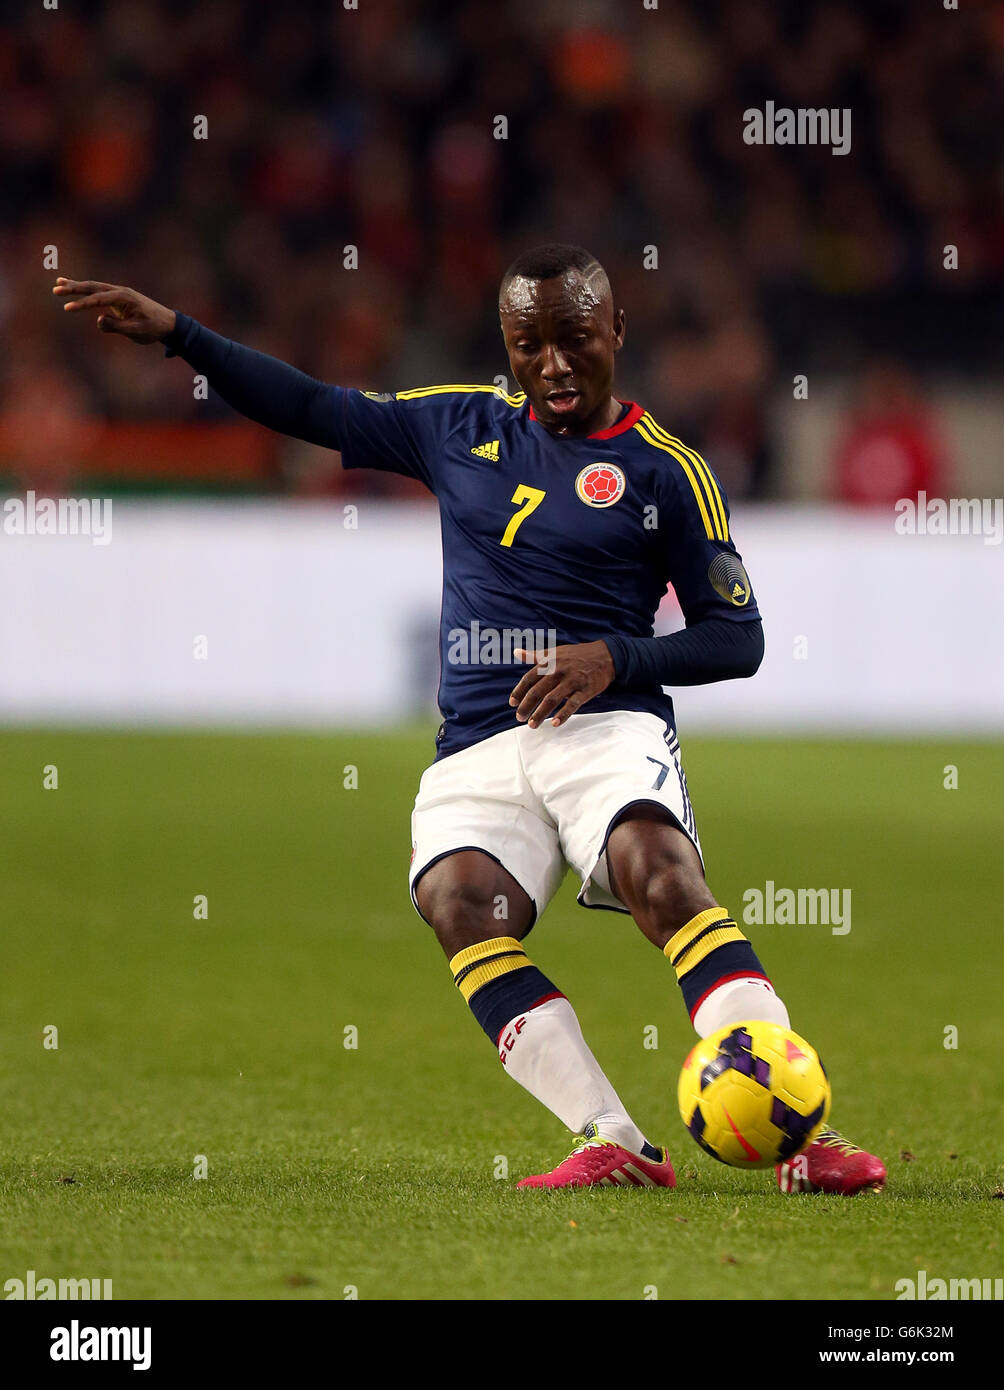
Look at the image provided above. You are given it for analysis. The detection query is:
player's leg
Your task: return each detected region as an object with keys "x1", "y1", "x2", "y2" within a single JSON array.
[
  {"x1": 605, "y1": 808, "x2": 886, "y2": 1194},
  {"x1": 415, "y1": 848, "x2": 536, "y2": 957},
  {"x1": 412, "y1": 828, "x2": 669, "y2": 1182},
  {"x1": 604, "y1": 805, "x2": 790, "y2": 1037},
  {"x1": 531, "y1": 706, "x2": 791, "y2": 1032},
  {"x1": 541, "y1": 710, "x2": 885, "y2": 1194}
]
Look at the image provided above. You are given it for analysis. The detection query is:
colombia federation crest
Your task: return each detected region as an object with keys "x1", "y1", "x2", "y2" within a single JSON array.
[{"x1": 575, "y1": 462, "x2": 627, "y2": 508}]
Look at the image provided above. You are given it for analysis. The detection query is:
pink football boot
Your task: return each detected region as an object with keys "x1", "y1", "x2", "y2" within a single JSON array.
[
  {"x1": 777, "y1": 1127, "x2": 887, "y2": 1194},
  {"x1": 517, "y1": 1136, "x2": 676, "y2": 1189}
]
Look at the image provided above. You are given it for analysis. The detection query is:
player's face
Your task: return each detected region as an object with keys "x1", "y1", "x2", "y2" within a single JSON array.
[{"x1": 499, "y1": 271, "x2": 626, "y2": 438}]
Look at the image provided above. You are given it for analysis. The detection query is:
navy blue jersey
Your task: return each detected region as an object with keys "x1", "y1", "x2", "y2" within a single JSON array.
[{"x1": 337, "y1": 385, "x2": 760, "y2": 758}]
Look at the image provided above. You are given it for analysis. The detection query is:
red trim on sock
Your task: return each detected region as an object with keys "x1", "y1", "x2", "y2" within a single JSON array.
[
  {"x1": 492, "y1": 992, "x2": 566, "y2": 1046},
  {"x1": 689, "y1": 972, "x2": 772, "y2": 1023},
  {"x1": 529, "y1": 990, "x2": 565, "y2": 1010}
]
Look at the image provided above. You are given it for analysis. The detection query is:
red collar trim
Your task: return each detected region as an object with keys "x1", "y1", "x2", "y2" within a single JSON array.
[{"x1": 527, "y1": 400, "x2": 644, "y2": 439}]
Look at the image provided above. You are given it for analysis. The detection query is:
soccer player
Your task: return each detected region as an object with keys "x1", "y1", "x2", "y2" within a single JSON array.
[{"x1": 54, "y1": 246, "x2": 886, "y2": 1194}]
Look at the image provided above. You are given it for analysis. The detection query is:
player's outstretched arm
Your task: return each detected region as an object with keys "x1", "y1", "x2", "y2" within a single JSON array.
[{"x1": 53, "y1": 277, "x2": 345, "y2": 450}]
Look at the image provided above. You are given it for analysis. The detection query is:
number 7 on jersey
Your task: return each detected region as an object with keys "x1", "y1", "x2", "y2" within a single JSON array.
[{"x1": 500, "y1": 484, "x2": 546, "y2": 548}]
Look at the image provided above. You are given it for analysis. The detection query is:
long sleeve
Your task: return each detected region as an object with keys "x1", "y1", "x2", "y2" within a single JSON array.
[
  {"x1": 162, "y1": 312, "x2": 346, "y2": 449},
  {"x1": 605, "y1": 616, "x2": 764, "y2": 687}
]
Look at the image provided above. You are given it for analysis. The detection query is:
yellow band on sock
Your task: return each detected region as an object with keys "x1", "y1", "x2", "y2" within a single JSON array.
[
  {"x1": 665, "y1": 908, "x2": 747, "y2": 979},
  {"x1": 449, "y1": 935, "x2": 525, "y2": 976},
  {"x1": 449, "y1": 936, "x2": 531, "y2": 1003},
  {"x1": 664, "y1": 908, "x2": 729, "y2": 961}
]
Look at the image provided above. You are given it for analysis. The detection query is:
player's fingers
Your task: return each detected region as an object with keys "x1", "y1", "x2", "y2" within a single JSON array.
[
  {"x1": 513, "y1": 675, "x2": 557, "y2": 723},
  {"x1": 549, "y1": 690, "x2": 588, "y2": 727},
  {"x1": 511, "y1": 648, "x2": 546, "y2": 670},
  {"x1": 61, "y1": 290, "x2": 130, "y2": 312},
  {"x1": 508, "y1": 664, "x2": 541, "y2": 706},
  {"x1": 525, "y1": 682, "x2": 572, "y2": 729},
  {"x1": 52, "y1": 279, "x2": 117, "y2": 296},
  {"x1": 512, "y1": 647, "x2": 558, "y2": 672},
  {"x1": 508, "y1": 650, "x2": 557, "y2": 706}
]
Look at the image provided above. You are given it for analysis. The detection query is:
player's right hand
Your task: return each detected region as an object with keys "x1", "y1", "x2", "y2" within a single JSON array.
[{"x1": 52, "y1": 278, "x2": 177, "y2": 344}]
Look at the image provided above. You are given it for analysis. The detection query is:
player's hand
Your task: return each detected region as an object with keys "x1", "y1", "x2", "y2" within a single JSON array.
[
  {"x1": 508, "y1": 640, "x2": 616, "y2": 729},
  {"x1": 52, "y1": 278, "x2": 177, "y2": 344}
]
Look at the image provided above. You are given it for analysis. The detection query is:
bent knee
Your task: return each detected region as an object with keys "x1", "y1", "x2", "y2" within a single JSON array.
[
  {"x1": 418, "y1": 874, "x2": 498, "y2": 933},
  {"x1": 637, "y1": 863, "x2": 716, "y2": 939},
  {"x1": 415, "y1": 852, "x2": 534, "y2": 954}
]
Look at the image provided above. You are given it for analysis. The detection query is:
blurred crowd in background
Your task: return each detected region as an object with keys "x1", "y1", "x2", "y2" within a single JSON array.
[{"x1": 2, "y1": 0, "x2": 1001, "y2": 500}]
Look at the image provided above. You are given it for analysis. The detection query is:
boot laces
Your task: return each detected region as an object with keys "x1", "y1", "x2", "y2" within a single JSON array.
[
  {"x1": 815, "y1": 1127, "x2": 863, "y2": 1157},
  {"x1": 563, "y1": 1136, "x2": 616, "y2": 1172}
]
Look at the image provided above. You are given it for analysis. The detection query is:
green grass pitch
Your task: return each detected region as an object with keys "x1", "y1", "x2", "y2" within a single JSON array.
[{"x1": 1, "y1": 729, "x2": 1000, "y2": 1301}]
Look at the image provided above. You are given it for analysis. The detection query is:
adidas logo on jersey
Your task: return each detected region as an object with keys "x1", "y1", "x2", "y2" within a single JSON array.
[{"x1": 471, "y1": 440, "x2": 500, "y2": 461}]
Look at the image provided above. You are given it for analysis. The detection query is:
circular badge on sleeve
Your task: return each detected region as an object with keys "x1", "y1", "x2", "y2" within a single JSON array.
[{"x1": 708, "y1": 552, "x2": 751, "y2": 606}]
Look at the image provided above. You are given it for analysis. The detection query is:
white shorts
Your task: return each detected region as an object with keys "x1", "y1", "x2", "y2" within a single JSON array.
[{"x1": 408, "y1": 709, "x2": 702, "y2": 925}]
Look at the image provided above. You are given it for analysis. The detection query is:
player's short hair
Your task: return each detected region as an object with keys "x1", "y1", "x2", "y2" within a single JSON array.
[{"x1": 499, "y1": 243, "x2": 609, "y2": 305}]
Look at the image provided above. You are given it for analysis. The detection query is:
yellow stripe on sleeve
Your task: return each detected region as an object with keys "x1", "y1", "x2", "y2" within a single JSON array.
[
  {"x1": 641, "y1": 416, "x2": 728, "y2": 541},
  {"x1": 633, "y1": 419, "x2": 717, "y2": 540},
  {"x1": 395, "y1": 384, "x2": 527, "y2": 407}
]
